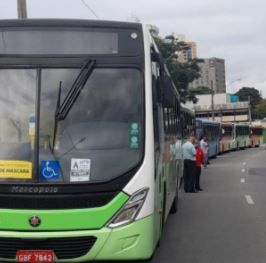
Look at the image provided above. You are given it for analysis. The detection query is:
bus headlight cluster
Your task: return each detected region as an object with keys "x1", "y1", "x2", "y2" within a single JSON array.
[{"x1": 107, "y1": 188, "x2": 149, "y2": 228}]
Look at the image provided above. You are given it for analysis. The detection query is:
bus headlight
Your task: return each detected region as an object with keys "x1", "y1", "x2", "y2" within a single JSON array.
[{"x1": 108, "y1": 188, "x2": 149, "y2": 228}]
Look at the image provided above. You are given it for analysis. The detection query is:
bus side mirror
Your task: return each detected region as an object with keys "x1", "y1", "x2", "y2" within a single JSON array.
[
  {"x1": 151, "y1": 52, "x2": 161, "y2": 64},
  {"x1": 151, "y1": 52, "x2": 165, "y2": 74}
]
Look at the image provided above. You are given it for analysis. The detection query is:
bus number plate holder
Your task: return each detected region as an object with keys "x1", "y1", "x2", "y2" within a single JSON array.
[{"x1": 16, "y1": 250, "x2": 54, "y2": 262}]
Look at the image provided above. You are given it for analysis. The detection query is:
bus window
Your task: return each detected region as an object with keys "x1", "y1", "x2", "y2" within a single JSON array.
[{"x1": 39, "y1": 68, "x2": 144, "y2": 183}]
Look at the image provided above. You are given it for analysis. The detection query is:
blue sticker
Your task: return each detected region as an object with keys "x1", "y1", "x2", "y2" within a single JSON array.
[{"x1": 40, "y1": 160, "x2": 60, "y2": 181}]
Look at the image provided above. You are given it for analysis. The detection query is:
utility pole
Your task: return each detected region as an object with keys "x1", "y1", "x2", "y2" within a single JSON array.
[
  {"x1": 248, "y1": 95, "x2": 252, "y2": 124},
  {"x1": 211, "y1": 80, "x2": 215, "y2": 121},
  {"x1": 17, "y1": 0, "x2": 27, "y2": 19}
]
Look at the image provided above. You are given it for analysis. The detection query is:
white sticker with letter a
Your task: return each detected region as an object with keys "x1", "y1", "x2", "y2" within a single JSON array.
[{"x1": 70, "y1": 159, "x2": 91, "y2": 182}]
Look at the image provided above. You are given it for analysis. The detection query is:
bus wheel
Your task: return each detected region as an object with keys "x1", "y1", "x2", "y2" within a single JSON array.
[
  {"x1": 157, "y1": 184, "x2": 167, "y2": 248},
  {"x1": 213, "y1": 148, "x2": 217, "y2": 158},
  {"x1": 170, "y1": 188, "x2": 178, "y2": 214}
]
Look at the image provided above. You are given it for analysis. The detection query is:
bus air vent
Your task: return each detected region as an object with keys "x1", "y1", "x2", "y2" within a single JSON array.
[{"x1": 0, "y1": 236, "x2": 97, "y2": 259}]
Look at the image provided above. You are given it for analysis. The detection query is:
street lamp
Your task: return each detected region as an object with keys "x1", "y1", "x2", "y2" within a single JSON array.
[
  {"x1": 227, "y1": 78, "x2": 242, "y2": 123},
  {"x1": 227, "y1": 78, "x2": 241, "y2": 93},
  {"x1": 211, "y1": 80, "x2": 215, "y2": 120}
]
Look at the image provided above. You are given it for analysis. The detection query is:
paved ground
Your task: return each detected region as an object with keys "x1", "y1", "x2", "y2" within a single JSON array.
[
  {"x1": 96, "y1": 147, "x2": 266, "y2": 263},
  {"x1": 150, "y1": 146, "x2": 266, "y2": 263}
]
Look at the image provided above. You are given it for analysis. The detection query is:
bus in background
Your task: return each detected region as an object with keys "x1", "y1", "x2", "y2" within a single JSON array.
[
  {"x1": 220, "y1": 122, "x2": 234, "y2": 153},
  {"x1": 0, "y1": 19, "x2": 182, "y2": 262},
  {"x1": 196, "y1": 119, "x2": 221, "y2": 158},
  {"x1": 235, "y1": 123, "x2": 250, "y2": 149},
  {"x1": 181, "y1": 103, "x2": 195, "y2": 139},
  {"x1": 179, "y1": 104, "x2": 195, "y2": 185},
  {"x1": 250, "y1": 124, "x2": 263, "y2": 147},
  {"x1": 263, "y1": 127, "x2": 266, "y2": 147}
]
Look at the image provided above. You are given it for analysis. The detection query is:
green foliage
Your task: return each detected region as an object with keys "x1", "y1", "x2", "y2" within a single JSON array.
[
  {"x1": 190, "y1": 86, "x2": 212, "y2": 95},
  {"x1": 234, "y1": 87, "x2": 262, "y2": 119},
  {"x1": 154, "y1": 36, "x2": 202, "y2": 103},
  {"x1": 256, "y1": 99, "x2": 266, "y2": 119}
]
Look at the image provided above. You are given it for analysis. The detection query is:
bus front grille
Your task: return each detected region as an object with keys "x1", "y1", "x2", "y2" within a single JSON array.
[
  {"x1": 0, "y1": 236, "x2": 97, "y2": 259},
  {"x1": 0, "y1": 191, "x2": 118, "y2": 209}
]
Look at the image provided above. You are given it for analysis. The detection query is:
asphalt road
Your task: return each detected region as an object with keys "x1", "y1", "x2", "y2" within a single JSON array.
[
  {"x1": 96, "y1": 147, "x2": 266, "y2": 263},
  {"x1": 151, "y1": 146, "x2": 266, "y2": 263}
]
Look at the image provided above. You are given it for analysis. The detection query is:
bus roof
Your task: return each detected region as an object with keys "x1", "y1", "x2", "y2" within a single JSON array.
[
  {"x1": 196, "y1": 118, "x2": 220, "y2": 125},
  {"x1": 235, "y1": 123, "x2": 250, "y2": 127},
  {"x1": 221, "y1": 122, "x2": 234, "y2": 128},
  {"x1": 0, "y1": 19, "x2": 142, "y2": 30},
  {"x1": 250, "y1": 124, "x2": 263, "y2": 129}
]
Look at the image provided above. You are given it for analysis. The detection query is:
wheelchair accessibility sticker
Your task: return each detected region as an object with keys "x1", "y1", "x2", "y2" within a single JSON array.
[{"x1": 40, "y1": 160, "x2": 60, "y2": 181}]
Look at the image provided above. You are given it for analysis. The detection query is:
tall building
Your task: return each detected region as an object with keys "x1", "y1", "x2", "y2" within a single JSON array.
[
  {"x1": 172, "y1": 34, "x2": 197, "y2": 63},
  {"x1": 190, "y1": 57, "x2": 226, "y2": 93},
  {"x1": 185, "y1": 41, "x2": 197, "y2": 59}
]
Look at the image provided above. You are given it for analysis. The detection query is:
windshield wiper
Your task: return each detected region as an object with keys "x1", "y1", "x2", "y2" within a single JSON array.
[
  {"x1": 51, "y1": 80, "x2": 62, "y2": 152},
  {"x1": 51, "y1": 59, "x2": 96, "y2": 152},
  {"x1": 55, "y1": 59, "x2": 96, "y2": 121}
]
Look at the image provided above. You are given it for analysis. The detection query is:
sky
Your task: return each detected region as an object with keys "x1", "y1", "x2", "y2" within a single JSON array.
[{"x1": 1, "y1": 0, "x2": 266, "y2": 96}]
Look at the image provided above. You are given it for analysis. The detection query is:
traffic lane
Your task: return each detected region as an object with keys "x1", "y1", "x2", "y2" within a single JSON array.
[
  {"x1": 94, "y1": 148, "x2": 265, "y2": 263},
  {"x1": 151, "y1": 147, "x2": 266, "y2": 263},
  {"x1": 239, "y1": 147, "x2": 266, "y2": 229}
]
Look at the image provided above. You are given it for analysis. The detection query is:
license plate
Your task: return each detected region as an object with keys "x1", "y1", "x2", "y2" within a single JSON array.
[{"x1": 16, "y1": 250, "x2": 54, "y2": 263}]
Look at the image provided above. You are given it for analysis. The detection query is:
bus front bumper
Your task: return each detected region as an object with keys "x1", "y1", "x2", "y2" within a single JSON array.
[{"x1": 0, "y1": 215, "x2": 154, "y2": 262}]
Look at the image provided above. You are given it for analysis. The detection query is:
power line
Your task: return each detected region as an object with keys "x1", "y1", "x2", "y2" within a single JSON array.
[{"x1": 80, "y1": 0, "x2": 99, "y2": 19}]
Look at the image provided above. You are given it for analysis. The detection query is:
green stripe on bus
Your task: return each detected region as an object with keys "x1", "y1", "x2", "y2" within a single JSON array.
[{"x1": 0, "y1": 192, "x2": 128, "y2": 231}]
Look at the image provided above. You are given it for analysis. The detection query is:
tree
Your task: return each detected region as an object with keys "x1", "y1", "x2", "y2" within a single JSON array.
[
  {"x1": 256, "y1": 99, "x2": 266, "y2": 119},
  {"x1": 234, "y1": 87, "x2": 262, "y2": 119},
  {"x1": 154, "y1": 35, "x2": 202, "y2": 103}
]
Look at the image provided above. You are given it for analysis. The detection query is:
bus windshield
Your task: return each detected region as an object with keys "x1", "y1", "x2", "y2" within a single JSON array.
[
  {"x1": 0, "y1": 69, "x2": 36, "y2": 183},
  {"x1": 0, "y1": 67, "x2": 144, "y2": 184},
  {"x1": 223, "y1": 126, "x2": 233, "y2": 137}
]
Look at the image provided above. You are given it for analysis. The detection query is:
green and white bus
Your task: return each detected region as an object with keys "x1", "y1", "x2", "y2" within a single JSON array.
[
  {"x1": 234, "y1": 123, "x2": 250, "y2": 149},
  {"x1": 0, "y1": 19, "x2": 181, "y2": 262}
]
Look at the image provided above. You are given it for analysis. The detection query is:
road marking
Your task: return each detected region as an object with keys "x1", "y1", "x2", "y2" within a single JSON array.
[
  {"x1": 245, "y1": 195, "x2": 254, "y2": 205},
  {"x1": 241, "y1": 168, "x2": 246, "y2": 173},
  {"x1": 241, "y1": 178, "x2": 245, "y2": 183}
]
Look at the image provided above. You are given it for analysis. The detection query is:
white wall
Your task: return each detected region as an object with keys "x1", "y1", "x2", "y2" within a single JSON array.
[{"x1": 195, "y1": 93, "x2": 230, "y2": 105}]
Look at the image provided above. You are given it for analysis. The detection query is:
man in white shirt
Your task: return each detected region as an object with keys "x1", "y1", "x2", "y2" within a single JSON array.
[{"x1": 182, "y1": 136, "x2": 196, "y2": 193}]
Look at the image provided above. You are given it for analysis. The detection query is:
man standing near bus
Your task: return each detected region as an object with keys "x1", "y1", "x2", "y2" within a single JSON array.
[{"x1": 182, "y1": 136, "x2": 196, "y2": 193}]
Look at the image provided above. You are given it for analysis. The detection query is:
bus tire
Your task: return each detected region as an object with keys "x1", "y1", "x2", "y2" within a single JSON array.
[
  {"x1": 161, "y1": 184, "x2": 167, "y2": 232},
  {"x1": 213, "y1": 147, "x2": 217, "y2": 158},
  {"x1": 143, "y1": 256, "x2": 154, "y2": 262},
  {"x1": 170, "y1": 189, "x2": 178, "y2": 214},
  {"x1": 142, "y1": 249, "x2": 156, "y2": 262}
]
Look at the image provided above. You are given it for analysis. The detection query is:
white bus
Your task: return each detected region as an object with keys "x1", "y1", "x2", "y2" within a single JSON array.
[{"x1": 0, "y1": 19, "x2": 182, "y2": 262}]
